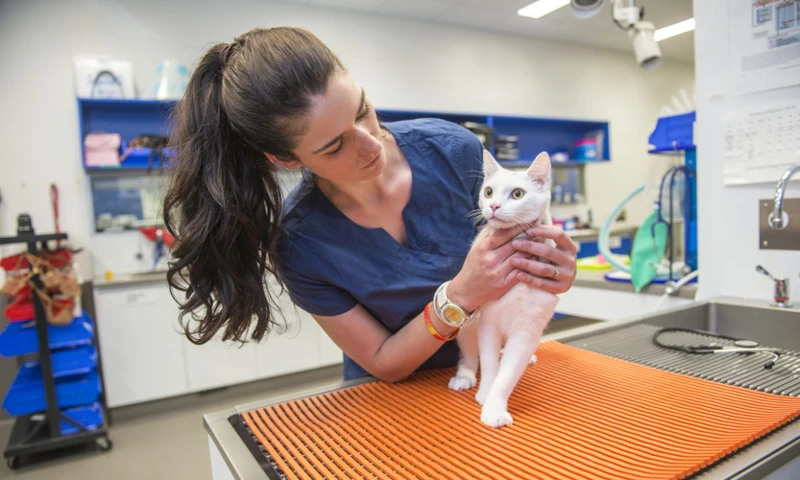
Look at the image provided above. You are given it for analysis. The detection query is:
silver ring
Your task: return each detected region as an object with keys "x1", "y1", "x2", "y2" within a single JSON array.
[{"x1": 552, "y1": 266, "x2": 560, "y2": 279}]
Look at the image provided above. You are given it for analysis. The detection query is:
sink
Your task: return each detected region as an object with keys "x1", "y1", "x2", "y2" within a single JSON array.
[
  {"x1": 645, "y1": 299, "x2": 800, "y2": 352},
  {"x1": 561, "y1": 298, "x2": 800, "y2": 396}
]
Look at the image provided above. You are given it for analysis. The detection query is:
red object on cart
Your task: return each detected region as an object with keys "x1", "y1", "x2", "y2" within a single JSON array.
[
  {"x1": 1, "y1": 250, "x2": 73, "y2": 272},
  {"x1": 139, "y1": 227, "x2": 175, "y2": 248},
  {"x1": 4, "y1": 296, "x2": 35, "y2": 322}
]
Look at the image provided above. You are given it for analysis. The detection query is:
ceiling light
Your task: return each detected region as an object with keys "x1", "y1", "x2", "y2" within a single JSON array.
[
  {"x1": 654, "y1": 18, "x2": 696, "y2": 42},
  {"x1": 518, "y1": 0, "x2": 570, "y2": 19}
]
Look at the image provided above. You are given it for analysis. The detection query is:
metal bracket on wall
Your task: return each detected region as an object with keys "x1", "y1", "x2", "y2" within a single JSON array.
[{"x1": 759, "y1": 198, "x2": 800, "y2": 250}]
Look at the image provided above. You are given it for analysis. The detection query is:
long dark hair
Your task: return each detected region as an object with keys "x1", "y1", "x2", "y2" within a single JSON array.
[{"x1": 164, "y1": 27, "x2": 344, "y2": 344}]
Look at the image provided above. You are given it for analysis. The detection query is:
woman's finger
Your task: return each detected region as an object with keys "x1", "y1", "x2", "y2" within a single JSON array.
[
  {"x1": 511, "y1": 257, "x2": 561, "y2": 279},
  {"x1": 512, "y1": 238, "x2": 573, "y2": 267},
  {"x1": 515, "y1": 271, "x2": 571, "y2": 294},
  {"x1": 526, "y1": 225, "x2": 578, "y2": 254},
  {"x1": 487, "y1": 224, "x2": 529, "y2": 250}
]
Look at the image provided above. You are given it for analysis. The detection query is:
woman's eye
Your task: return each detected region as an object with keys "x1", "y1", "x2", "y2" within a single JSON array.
[
  {"x1": 356, "y1": 104, "x2": 371, "y2": 121},
  {"x1": 512, "y1": 189, "x2": 525, "y2": 199},
  {"x1": 326, "y1": 141, "x2": 343, "y2": 157},
  {"x1": 484, "y1": 187, "x2": 493, "y2": 198}
]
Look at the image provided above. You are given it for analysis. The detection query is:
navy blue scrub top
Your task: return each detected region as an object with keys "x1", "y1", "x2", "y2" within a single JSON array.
[{"x1": 278, "y1": 118, "x2": 484, "y2": 381}]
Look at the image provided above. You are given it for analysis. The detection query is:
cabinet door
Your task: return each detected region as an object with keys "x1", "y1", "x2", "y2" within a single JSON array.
[
  {"x1": 255, "y1": 290, "x2": 322, "y2": 379},
  {"x1": 94, "y1": 283, "x2": 188, "y2": 407},
  {"x1": 183, "y1": 332, "x2": 259, "y2": 393}
]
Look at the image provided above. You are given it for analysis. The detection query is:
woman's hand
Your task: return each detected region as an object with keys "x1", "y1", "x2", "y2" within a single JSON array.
[
  {"x1": 509, "y1": 225, "x2": 577, "y2": 294},
  {"x1": 447, "y1": 225, "x2": 529, "y2": 312}
]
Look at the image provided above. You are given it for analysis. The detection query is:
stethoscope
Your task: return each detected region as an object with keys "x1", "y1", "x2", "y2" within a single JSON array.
[{"x1": 653, "y1": 327, "x2": 786, "y2": 370}]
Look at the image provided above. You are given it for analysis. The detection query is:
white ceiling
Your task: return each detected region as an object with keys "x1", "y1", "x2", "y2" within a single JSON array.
[{"x1": 275, "y1": 0, "x2": 695, "y2": 64}]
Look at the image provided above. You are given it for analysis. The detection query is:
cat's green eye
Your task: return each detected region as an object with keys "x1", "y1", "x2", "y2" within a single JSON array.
[
  {"x1": 484, "y1": 187, "x2": 493, "y2": 198},
  {"x1": 511, "y1": 188, "x2": 525, "y2": 199}
]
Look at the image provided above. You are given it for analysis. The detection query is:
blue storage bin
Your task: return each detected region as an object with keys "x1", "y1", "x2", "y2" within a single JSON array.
[
  {"x1": 61, "y1": 402, "x2": 104, "y2": 435},
  {"x1": 0, "y1": 314, "x2": 94, "y2": 357},
  {"x1": 49, "y1": 345, "x2": 97, "y2": 378},
  {"x1": 3, "y1": 365, "x2": 100, "y2": 416},
  {"x1": 648, "y1": 112, "x2": 696, "y2": 153}
]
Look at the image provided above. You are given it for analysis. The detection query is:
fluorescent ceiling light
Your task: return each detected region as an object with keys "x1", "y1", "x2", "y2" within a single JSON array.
[
  {"x1": 518, "y1": 0, "x2": 570, "y2": 19},
  {"x1": 654, "y1": 18, "x2": 696, "y2": 42}
]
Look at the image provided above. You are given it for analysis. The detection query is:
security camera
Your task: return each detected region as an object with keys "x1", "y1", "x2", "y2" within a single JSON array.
[
  {"x1": 570, "y1": 0, "x2": 604, "y2": 19},
  {"x1": 570, "y1": 0, "x2": 661, "y2": 70},
  {"x1": 629, "y1": 21, "x2": 661, "y2": 70}
]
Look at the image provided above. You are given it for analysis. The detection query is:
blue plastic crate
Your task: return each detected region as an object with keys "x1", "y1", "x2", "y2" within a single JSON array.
[
  {"x1": 0, "y1": 314, "x2": 94, "y2": 357},
  {"x1": 48, "y1": 345, "x2": 97, "y2": 378},
  {"x1": 2, "y1": 365, "x2": 100, "y2": 416},
  {"x1": 648, "y1": 112, "x2": 696, "y2": 153},
  {"x1": 61, "y1": 402, "x2": 104, "y2": 435}
]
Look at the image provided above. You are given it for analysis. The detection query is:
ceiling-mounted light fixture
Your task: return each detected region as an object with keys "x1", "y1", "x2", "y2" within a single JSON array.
[
  {"x1": 654, "y1": 18, "x2": 696, "y2": 42},
  {"x1": 518, "y1": 0, "x2": 570, "y2": 19}
]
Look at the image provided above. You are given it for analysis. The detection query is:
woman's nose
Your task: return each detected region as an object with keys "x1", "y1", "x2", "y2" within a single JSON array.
[{"x1": 357, "y1": 129, "x2": 382, "y2": 158}]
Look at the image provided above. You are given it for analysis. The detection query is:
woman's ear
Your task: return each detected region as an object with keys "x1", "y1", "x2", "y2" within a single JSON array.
[{"x1": 265, "y1": 152, "x2": 302, "y2": 170}]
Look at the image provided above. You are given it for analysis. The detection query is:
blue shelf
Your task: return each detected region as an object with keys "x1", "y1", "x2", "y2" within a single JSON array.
[
  {"x1": 0, "y1": 314, "x2": 94, "y2": 358},
  {"x1": 78, "y1": 98, "x2": 175, "y2": 169},
  {"x1": 3, "y1": 367, "x2": 100, "y2": 416},
  {"x1": 78, "y1": 99, "x2": 611, "y2": 174},
  {"x1": 78, "y1": 98, "x2": 177, "y2": 108}
]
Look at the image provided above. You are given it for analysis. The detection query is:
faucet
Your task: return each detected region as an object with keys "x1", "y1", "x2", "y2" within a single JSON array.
[
  {"x1": 769, "y1": 162, "x2": 800, "y2": 229},
  {"x1": 756, "y1": 265, "x2": 792, "y2": 308}
]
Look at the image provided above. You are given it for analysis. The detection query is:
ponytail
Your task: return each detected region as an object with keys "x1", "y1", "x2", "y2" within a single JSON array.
[
  {"x1": 164, "y1": 28, "x2": 343, "y2": 344},
  {"x1": 164, "y1": 44, "x2": 280, "y2": 344}
]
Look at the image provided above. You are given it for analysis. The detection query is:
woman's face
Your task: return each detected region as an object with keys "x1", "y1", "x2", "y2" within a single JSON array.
[{"x1": 280, "y1": 72, "x2": 386, "y2": 183}]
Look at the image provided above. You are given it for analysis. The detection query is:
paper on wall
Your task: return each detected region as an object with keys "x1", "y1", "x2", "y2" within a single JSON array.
[
  {"x1": 723, "y1": 100, "x2": 800, "y2": 185},
  {"x1": 729, "y1": 0, "x2": 800, "y2": 95}
]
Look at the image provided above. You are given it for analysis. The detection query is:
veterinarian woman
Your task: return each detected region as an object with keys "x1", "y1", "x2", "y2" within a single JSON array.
[{"x1": 164, "y1": 27, "x2": 578, "y2": 382}]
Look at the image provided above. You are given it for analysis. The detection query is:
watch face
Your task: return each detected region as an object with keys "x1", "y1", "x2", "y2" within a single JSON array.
[{"x1": 443, "y1": 305, "x2": 465, "y2": 325}]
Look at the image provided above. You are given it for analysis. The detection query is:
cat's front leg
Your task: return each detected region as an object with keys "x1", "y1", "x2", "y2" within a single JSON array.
[
  {"x1": 449, "y1": 321, "x2": 479, "y2": 391},
  {"x1": 481, "y1": 332, "x2": 538, "y2": 428},
  {"x1": 474, "y1": 320, "x2": 502, "y2": 406}
]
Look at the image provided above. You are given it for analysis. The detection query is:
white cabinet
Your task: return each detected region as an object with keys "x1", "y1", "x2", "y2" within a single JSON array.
[
  {"x1": 94, "y1": 283, "x2": 189, "y2": 408},
  {"x1": 94, "y1": 280, "x2": 342, "y2": 407},
  {"x1": 184, "y1": 336, "x2": 259, "y2": 393},
  {"x1": 254, "y1": 293, "x2": 323, "y2": 379}
]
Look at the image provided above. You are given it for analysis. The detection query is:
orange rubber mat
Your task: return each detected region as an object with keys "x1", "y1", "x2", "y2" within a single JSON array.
[{"x1": 242, "y1": 341, "x2": 800, "y2": 480}]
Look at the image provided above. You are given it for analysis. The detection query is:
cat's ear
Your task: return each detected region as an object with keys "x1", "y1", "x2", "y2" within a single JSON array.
[
  {"x1": 482, "y1": 149, "x2": 501, "y2": 177},
  {"x1": 527, "y1": 152, "x2": 551, "y2": 185}
]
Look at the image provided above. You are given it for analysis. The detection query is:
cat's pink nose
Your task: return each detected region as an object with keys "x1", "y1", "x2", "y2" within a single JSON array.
[{"x1": 490, "y1": 204, "x2": 500, "y2": 212}]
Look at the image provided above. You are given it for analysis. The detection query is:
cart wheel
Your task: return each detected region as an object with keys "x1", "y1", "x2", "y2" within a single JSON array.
[
  {"x1": 6, "y1": 456, "x2": 19, "y2": 470},
  {"x1": 96, "y1": 437, "x2": 113, "y2": 452}
]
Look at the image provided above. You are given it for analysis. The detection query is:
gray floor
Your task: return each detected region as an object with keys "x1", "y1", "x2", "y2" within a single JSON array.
[{"x1": 0, "y1": 366, "x2": 342, "y2": 480}]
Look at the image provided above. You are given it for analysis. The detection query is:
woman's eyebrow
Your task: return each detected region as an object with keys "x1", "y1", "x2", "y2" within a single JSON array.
[{"x1": 312, "y1": 88, "x2": 366, "y2": 154}]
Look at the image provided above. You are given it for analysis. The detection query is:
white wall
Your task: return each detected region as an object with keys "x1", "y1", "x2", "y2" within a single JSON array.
[
  {"x1": 694, "y1": 0, "x2": 800, "y2": 302},
  {"x1": 0, "y1": 0, "x2": 694, "y2": 277}
]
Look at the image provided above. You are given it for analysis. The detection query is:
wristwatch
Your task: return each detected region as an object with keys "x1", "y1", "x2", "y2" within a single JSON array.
[{"x1": 433, "y1": 281, "x2": 473, "y2": 328}]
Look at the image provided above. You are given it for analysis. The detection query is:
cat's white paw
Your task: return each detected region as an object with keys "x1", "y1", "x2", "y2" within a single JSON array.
[
  {"x1": 448, "y1": 375, "x2": 476, "y2": 391},
  {"x1": 529, "y1": 354, "x2": 538, "y2": 365},
  {"x1": 475, "y1": 388, "x2": 489, "y2": 406},
  {"x1": 481, "y1": 405, "x2": 514, "y2": 428}
]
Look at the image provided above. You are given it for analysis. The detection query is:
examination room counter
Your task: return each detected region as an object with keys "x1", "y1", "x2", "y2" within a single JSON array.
[{"x1": 205, "y1": 297, "x2": 800, "y2": 480}]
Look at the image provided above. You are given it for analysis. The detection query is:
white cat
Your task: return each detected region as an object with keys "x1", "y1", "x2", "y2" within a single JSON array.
[{"x1": 448, "y1": 150, "x2": 559, "y2": 428}]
